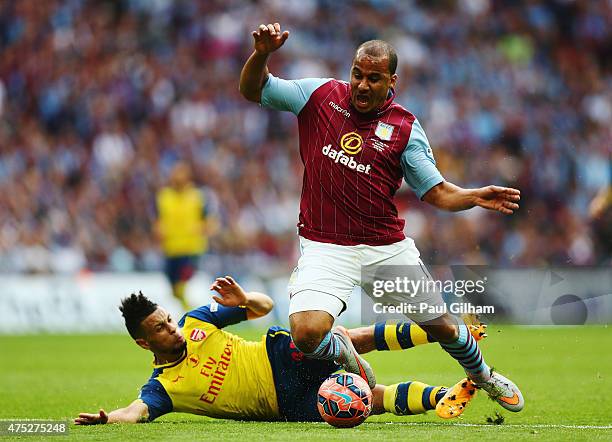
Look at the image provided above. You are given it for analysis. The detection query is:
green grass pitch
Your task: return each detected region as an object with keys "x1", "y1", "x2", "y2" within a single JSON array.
[{"x1": 1, "y1": 325, "x2": 611, "y2": 441}]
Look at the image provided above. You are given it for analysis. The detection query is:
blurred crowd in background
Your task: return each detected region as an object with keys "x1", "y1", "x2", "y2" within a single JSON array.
[{"x1": 0, "y1": 0, "x2": 610, "y2": 275}]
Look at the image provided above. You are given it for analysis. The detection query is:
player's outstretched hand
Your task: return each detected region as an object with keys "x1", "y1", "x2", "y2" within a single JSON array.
[
  {"x1": 210, "y1": 276, "x2": 248, "y2": 307},
  {"x1": 473, "y1": 185, "x2": 520, "y2": 214},
  {"x1": 252, "y1": 22, "x2": 289, "y2": 55},
  {"x1": 74, "y1": 409, "x2": 108, "y2": 425}
]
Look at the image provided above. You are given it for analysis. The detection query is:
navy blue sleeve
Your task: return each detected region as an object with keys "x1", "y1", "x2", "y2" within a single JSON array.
[
  {"x1": 139, "y1": 377, "x2": 173, "y2": 422},
  {"x1": 178, "y1": 302, "x2": 248, "y2": 329}
]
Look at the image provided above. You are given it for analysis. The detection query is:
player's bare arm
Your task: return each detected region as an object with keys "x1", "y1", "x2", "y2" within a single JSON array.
[
  {"x1": 74, "y1": 400, "x2": 149, "y2": 425},
  {"x1": 210, "y1": 275, "x2": 274, "y2": 319},
  {"x1": 239, "y1": 22, "x2": 289, "y2": 103},
  {"x1": 423, "y1": 181, "x2": 521, "y2": 215}
]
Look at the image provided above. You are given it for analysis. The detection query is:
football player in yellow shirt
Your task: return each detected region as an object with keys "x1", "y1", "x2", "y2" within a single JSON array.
[
  {"x1": 75, "y1": 277, "x2": 479, "y2": 425},
  {"x1": 155, "y1": 162, "x2": 217, "y2": 311}
]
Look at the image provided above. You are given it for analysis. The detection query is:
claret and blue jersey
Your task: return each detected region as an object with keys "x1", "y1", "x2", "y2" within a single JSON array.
[
  {"x1": 261, "y1": 75, "x2": 445, "y2": 246},
  {"x1": 138, "y1": 304, "x2": 338, "y2": 422}
]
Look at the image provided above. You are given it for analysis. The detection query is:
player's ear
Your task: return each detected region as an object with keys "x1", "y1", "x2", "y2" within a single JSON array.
[
  {"x1": 390, "y1": 73, "x2": 398, "y2": 89},
  {"x1": 135, "y1": 338, "x2": 150, "y2": 350}
]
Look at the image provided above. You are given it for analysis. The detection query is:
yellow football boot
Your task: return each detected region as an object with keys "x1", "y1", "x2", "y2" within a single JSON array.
[
  {"x1": 462, "y1": 313, "x2": 488, "y2": 341},
  {"x1": 435, "y1": 378, "x2": 478, "y2": 419}
]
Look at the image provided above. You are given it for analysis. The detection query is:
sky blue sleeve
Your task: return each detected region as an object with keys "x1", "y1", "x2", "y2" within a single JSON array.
[
  {"x1": 400, "y1": 119, "x2": 444, "y2": 199},
  {"x1": 261, "y1": 75, "x2": 330, "y2": 115},
  {"x1": 178, "y1": 303, "x2": 247, "y2": 329},
  {"x1": 139, "y1": 377, "x2": 172, "y2": 422}
]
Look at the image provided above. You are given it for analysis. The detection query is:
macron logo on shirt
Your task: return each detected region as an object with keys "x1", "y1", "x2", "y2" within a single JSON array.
[
  {"x1": 329, "y1": 101, "x2": 350, "y2": 118},
  {"x1": 321, "y1": 144, "x2": 371, "y2": 174}
]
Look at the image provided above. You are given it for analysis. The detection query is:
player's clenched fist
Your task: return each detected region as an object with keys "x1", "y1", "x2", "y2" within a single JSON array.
[{"x1": 252, "y1": 22, "x2": 289, "y2": 54}]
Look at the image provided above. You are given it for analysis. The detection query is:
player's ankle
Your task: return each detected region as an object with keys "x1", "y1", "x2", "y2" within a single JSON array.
[{"x1": 468, "y1": 368, "x2": 491, "y2": 384}]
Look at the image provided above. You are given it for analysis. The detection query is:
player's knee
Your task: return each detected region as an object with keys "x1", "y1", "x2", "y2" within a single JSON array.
[
  {"x1": 435, "y1": 323, "x2": 459, "y2": 343},
  {"x1": 291, "y1": 322, "x2": 329, "y2": 354},
  {"x1": 420, "y1": 322, "x2": 459, "y2": 343},
  {"x1": 420, "y1": 314, "x2": 460, "y2": 343}
]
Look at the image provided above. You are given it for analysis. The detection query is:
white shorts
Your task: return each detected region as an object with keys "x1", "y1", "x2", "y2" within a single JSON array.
[{"x1": 287, "y1": 236, "x2": 445, "y2": 322}]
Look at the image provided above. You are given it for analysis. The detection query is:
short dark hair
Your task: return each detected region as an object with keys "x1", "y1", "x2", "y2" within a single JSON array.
[
  {"x1": 119, "y1": 292, "x2": 158, "y2": 339},
  {"x1": 355, "y1": 40, "x2": 398, "y2": 75}
]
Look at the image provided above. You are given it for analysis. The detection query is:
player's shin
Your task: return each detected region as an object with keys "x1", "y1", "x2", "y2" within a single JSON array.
[
  {"x1": 373, "y1": 317, "x2": 487, "y2": 353},
  {"x1": 291, "y1": 323, "x2": 376, "y2": 387},
  {"x1": 381, "y1": 381, "x2": 446, "y2": 416},
  {"x1": 298, "y1": 331, "x2": 342, "y2": 361},
  {"x1": 373, "y1": 321, "x2": 435, "y2": 351},
  {"x1": 332, "y1": 326, "x2": 377, "y2": 388},
  {"x1": 438, "y1": 324, "x2": 524, "y2": 412},
  {"x1": 439, "y1": 324, "x2": 491, "y2": 382}
]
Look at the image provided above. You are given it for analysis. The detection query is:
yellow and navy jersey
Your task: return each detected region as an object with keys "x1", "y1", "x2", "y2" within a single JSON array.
[
  {"x1": 138, "y1": 305, "x2": 339, "y2": 422},
  {"x1": 156, "y1": 186, "x2": 208, "y2": 257},
  {"x1": 139, "y1": 304, "x2": 278, "y2": 421}
]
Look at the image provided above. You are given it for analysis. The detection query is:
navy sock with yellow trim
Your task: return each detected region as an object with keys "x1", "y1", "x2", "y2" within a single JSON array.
[
  {"x1": 383, "y1": 382, "x2": 447, "y2": 415},
  {"x1": 374, "y1": 321, "x2": 436, "y2": 351}
]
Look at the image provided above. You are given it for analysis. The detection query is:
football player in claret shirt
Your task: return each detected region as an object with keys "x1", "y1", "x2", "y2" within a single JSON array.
[
  {"x1": 239, "y1": 22, "x2": 523, "y2": 413},
  {"x1": 75, "y1": 277, "x2": 484, "y2": 425}
]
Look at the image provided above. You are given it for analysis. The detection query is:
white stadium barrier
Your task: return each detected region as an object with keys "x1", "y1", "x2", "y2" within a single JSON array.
[
  {"x1": 0, "y1": 268, "x2": 609, "y2": 334},
  {"x1": 0, "y1": 272, "x2": 364, "y2": 334}
]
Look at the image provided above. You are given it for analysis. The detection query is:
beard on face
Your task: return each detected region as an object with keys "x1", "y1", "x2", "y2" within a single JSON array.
[{"x1": 172, "y1": 340, "x2": 187, "y2": 354}]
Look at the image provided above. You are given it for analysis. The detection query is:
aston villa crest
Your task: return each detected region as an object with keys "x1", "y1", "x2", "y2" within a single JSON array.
[{"x1": 375, "y1": 121, "x2": 394, "y2": 141}]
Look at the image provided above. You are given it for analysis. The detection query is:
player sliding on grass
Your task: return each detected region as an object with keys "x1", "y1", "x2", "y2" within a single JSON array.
[
  {"x1": 75, "y1": 277, "x2": 481, "y2": 425},
  {"x1": 239, "y1": 22, "x2": 523, "y2": 412}
]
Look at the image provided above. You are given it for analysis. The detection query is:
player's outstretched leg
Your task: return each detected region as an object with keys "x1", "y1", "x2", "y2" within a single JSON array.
[
  {"x1": 289, "y1": 311, "x2": 376, "y2": 388},
  {"x1": 371, "y1": 379, "x2": 475, "y2": 418},
  {"x1": 420, "y1": 314, "x2": 524, "y2": 412},
  {"x1": 346, "y1": 316, "x2": 486, "y2": 354}
]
